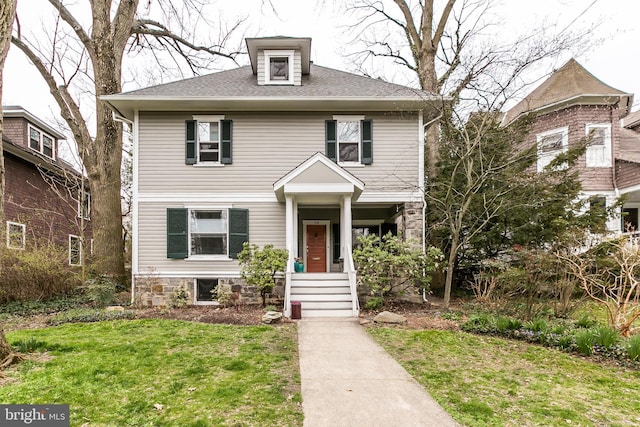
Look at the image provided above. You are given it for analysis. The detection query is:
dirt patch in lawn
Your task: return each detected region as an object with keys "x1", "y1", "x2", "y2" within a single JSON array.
[
  {"x1": 134, "y1": 305, "x2": 281, "y2": 325},
  {"x1": 359, "y1": 297, "x2": 464, "y2": 331}
]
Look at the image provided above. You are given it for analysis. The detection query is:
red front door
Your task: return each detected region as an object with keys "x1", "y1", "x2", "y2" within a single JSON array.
[{"x1": 306, "y1": 224, "x2": 327, "y2": 273}]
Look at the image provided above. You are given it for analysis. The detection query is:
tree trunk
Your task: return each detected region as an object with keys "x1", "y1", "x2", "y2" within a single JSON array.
[
  {"x1": 443, "y1": 232, "x2": 459, "y2": 309},
  {"x1": 0, "y1": 0, "x2": 18, "y2": 361}
]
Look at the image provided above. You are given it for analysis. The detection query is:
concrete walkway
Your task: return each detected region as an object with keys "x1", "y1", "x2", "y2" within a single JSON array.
[{"x1": 298, "y1": 318, "x2": 460, "y2": 427}]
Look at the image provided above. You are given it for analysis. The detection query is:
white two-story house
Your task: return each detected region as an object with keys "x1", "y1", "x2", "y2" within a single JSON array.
[{"x1": 104, "y1": 36, "x2": 442, "y2": 317}]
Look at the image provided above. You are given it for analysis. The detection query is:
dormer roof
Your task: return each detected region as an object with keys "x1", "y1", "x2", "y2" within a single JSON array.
[
  {"x1": 503, "y1": 59, "x2": 633, "y2": 125},
  {"x1": 246, "y1": 36, "x2": 312, "y2": 75}
]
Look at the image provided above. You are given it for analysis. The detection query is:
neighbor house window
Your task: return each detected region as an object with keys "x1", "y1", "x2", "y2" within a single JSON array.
[
  {"x1": 537, "y1": 127, "x2": 568, "y2": 172},
  {"x1": 185, "y1": 117, "x2": 232, "y2": 165},
  {"x1": 190, "y1": 210, "x2": 228, "y2": 256},
  {"x1": 585, "y1": 124, "x2": 612, "y2": 167},
  {"x1": 78, "y1": 192, "x2": 91, "y2": 220},
  {"x1": 264, "y1": 50, "x2": 294, "y2": 85},
  {"x1": 194, "y1": 278, "x2": 219, "y2": 303},
  {"x1": 28, "y1": 125, "x2": 56, "y2": 160},
  {"x1": 6, "y1": 221, "x2": 26, "y2": 250},
  {"x1": 69, "y1": 235, "x2": 82, "y2": 266}
]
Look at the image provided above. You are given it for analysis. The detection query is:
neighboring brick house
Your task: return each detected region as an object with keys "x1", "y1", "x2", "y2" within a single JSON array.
[
  {"x1": 103, "y1": 36, "x2": 442, "y2": 316},
  {"x1": 503, "y1": 59, "x2": 640, "y2": 234},
  {"x1": 2, "y1": 106, "x2": 92, "y2": 265}
]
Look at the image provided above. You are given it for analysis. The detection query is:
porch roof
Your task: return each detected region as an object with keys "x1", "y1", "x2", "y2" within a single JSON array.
[{"x1": 273, "y1": 152, "x2": 364, "y2": 203}]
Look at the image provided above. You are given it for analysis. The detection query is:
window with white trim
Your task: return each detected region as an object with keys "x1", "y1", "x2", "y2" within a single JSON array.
[
  {"x1": 69, "y1": 235, "x2": 82, "y2": 266},
  {"x1": 537, "y1": 127, "x2": 568, "y2": 172},
  {"x1": 264, "y1": 50, "x2": 294, "y2": 85},
  {"x1": 78, "y1": 192, "x2": 91, "y2": 220},
  {"x1": 190, "y1": 210, "x2": 228, "y2": 256},
  {"x1": 338, "y1": 120, "x2": 361, "y2": 163},
  {"x1": 197, "y1": 121, "x2": 220, "y2": 163},
  {"x1": 585, "y1": 124, "x2": 611, "y2": 167},
  {"x1": 194, "y1": 278, "x2": 219, "y2": 303},
  {"x1": 28, "y1": 125, "x2": 56, "y2": 160},
  {"x1": 6, "y1": 221, "x2": 26, "y2": 250}
]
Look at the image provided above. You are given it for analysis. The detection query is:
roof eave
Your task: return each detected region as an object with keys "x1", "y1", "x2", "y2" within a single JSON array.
[
  {"x1": 101, "y1": 95, "x2": 443, "y2": 121},
  {"x1": 2, "y1": 106, "x2": 66, "y2": 140}
]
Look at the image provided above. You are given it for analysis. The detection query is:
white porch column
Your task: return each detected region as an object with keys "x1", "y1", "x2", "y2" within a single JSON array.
[
  {"x1": 285, "y1": 195, "x2": 295, "y2": 269},
  {"x1": 343, "y1": 195, "x2": 353, "y2": 264},
  {"x1": 293, "y1": 199, "x2": 299, "y2": 259}
]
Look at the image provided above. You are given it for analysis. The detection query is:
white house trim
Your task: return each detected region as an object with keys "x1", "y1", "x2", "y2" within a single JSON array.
[{"x1": 131, "y1": 110, "x2": 140, "y2": 295}]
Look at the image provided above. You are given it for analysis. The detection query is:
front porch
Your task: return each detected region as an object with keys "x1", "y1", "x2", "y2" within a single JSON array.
[{"x1": 273, "y1": 153, "x2": 423, "y2": 318}]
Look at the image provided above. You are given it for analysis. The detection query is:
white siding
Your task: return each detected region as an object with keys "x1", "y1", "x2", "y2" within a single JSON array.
[
  {"x1": 138, "y1": 111, "x2": 420, "y2": 196},
  {"x1": 257, "y1": 50, "x2": 301, "y2": 85}
]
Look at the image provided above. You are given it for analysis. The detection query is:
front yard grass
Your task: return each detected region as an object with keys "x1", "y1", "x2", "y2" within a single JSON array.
[
  {"x1": 369, "y1": 327, "x2": 640, "y2": 427},
  {"x1": 1, "y1": 319, "x2": 302, "y2": 426}
]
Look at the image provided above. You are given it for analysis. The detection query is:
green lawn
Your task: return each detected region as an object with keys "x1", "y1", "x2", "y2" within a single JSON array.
[
  {"x1": 2, "y1": 319, "x2": 303, "y2": 427},
  {"x1": 368, "y1": 327, "x2": 640, "y2": 427}
]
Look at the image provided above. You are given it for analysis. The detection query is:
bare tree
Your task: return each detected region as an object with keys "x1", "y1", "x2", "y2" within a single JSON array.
[
  {"x1": 0, "y1": 0, "x2": 19, "y2": 367},
  {"x1": 557, "y1": 238, "x2": 640, "y2": 337},
  {"x1": 344, "y1": 0, "x2": 595, "y2": 307},
  {"x1": 10, "y1": 0, "x2": 243, "y2": 280}
]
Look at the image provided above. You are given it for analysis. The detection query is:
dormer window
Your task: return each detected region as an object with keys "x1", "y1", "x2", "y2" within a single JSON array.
[
  {"x1": 28, "y1": 124, "x2": 56, "y2": 160},
  {"x1": 264, "y1": 50, "x2": 294, "y2": 85}
]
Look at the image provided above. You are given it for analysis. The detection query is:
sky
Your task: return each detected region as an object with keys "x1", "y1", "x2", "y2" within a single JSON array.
[{"x1": 3, "y1": 0, "x2": 640, "y2": 140}]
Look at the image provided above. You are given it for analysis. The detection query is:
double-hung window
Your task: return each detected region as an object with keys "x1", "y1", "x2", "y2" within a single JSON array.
[
  {"x1": 326, "y1": 116, "x2": 373, "y2": 165},
  {"x1": 536, "y1": 127, "x2": 568, "y2": 172},
  {"x1": 6, "y1": 221, "x2": 26, "y2": 250},
  {"x1": 585, "y1": 124, "x2": 611, "y2": 167},
  {"x1": 167, "y1": 207, "x2": 248, "y2": 259},
  {"x1": 78, "y1": 192, "x2": 91, "y2": 220},
  {"x1": 190, "y1": 210, "x2": 227, "y2": 256},
  {"x1": 185, "y1": 116, "x2": 232, "y2": 165},
  {"x1": 28, "y1": 125, "x2": 56, "y2": 160}
]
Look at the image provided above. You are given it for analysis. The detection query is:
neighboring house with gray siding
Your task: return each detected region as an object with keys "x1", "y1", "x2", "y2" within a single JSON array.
[
  {"x1": 104, "y1": 36, "x2": 442, "y2": 317},
  {"x1": 503, "y1": 59, "x2": 640, "y2": 234}
]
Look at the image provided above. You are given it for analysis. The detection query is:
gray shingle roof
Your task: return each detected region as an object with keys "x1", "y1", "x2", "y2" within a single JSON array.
[{"x1": 122, "y1": 64, "x2": 433, "y2": 99}]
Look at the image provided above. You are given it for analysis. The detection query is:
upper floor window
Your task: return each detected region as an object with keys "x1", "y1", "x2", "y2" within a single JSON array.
[
  {"x1": 185, "y1": 117, "x2": 232, "y2": 166},
  {"x1": 78, "y1": 192, "x2": 91, "y2": 220},
  {"x1": 326, "y1": 116, "x2": 373, "y2": 166},
  {"x1": 585, "y1": 124, "x2": 611, "y2": 167},
  {"x1": 536, "y1": 127, "x2": 568, "y2": 172},
  {"x1": 6, "y1": 221, "x2": 26, "y2": 250},
  {"x1": 28, "y1": 125, "x2": 56, "y2": 160},
  {"x1": 264, "y1": 50, "x2": 294, "y2": 85}
]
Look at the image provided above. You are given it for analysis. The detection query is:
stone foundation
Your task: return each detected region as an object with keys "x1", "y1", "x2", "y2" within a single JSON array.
[
  {"x1": 133, "y1": 275, "x2": 285, "y2": 307},
  {"x1": 401, "y1": 201, "x2": 424, "y2": 244}
]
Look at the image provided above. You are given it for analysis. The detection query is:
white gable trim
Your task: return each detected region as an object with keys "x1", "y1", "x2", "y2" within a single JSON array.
[{"x1": 273, "y1": 152, "x2": 365, "y2": 193}]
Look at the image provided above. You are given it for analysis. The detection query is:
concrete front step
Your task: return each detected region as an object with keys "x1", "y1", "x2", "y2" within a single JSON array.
[
  {"x1": 295, "y1": 301, "x2": 353, "y2": 310},
  {"x1": 290, "y1": 293, "x2": 352, "y2": 302},
  {"x1": 290, "y1": 286, "x2": 351, "y2": 295},
  {"x1": 292, "y1": 272, "x2": 348, "y2": 280}
]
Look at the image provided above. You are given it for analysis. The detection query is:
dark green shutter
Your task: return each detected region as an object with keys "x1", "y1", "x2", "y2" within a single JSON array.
[
  {"x1": 228, "y1": 208, "x2": 249, "y2": 259},
  {"x1": 167, "y1": 208, "x2": 188, "y2": 258},
  {"x1": 361, "y1": 119, "x2": 373, "y2": 165},
  {"x1": 185, "y1": 121, "x2": 197, "y2": 165},
  {"x1": 326, "y1": 120, "x2": 337, "y2": 162},
  {"x1": 221, "y1": 120, "x2": 233, "y2": 164}
]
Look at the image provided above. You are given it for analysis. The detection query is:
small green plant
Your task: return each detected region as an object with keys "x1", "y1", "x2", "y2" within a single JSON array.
[
  {"x1": 557, "y1": 335, "x2": 574, "y2": 350},
  {"x1": 626, "y1": 335, "x2": 640, "y2": 361},
  {"x1": 168, "y1": 285, "x2": 189, "y2": 308},
  {"x1": 238, "y1": 243, "x2": 288, "y2": 307},
  {"x1": 461, "y1": 313, "x2": 496, "y2": 333},
  {"x1": 85, "y1": 275, "x2": 119, "y2": 307},
  {"x1": 264, "y1": 305, "x2": 278, "y2": 312},
  {"x1": 47, "y1": 308, "x2": 135, "y2": 326},
  {"x1": 574, "y1": 329, "x2": 596, "y2": 356},
  {"x1": 365, "y1": 297, "x2": 384, "y2": 310},
  {"x1": 496, "y1": 316, "x2": 511, "y2": 333},
  {"x1": 525, "y1": 318, "x2": 548, "y2": 333},
  {"x1": 575, "y1": 313, "x2": 597, "y2": 328},
  {"x1": 440, "y1": 310, "x2": 463, "y2": 321},
  {"x1": 12, "y1": 337, "x2": 48, "y2": 353},
  {"x1": 593, "y1": 326, "x2": 620, "y2": 349}
]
